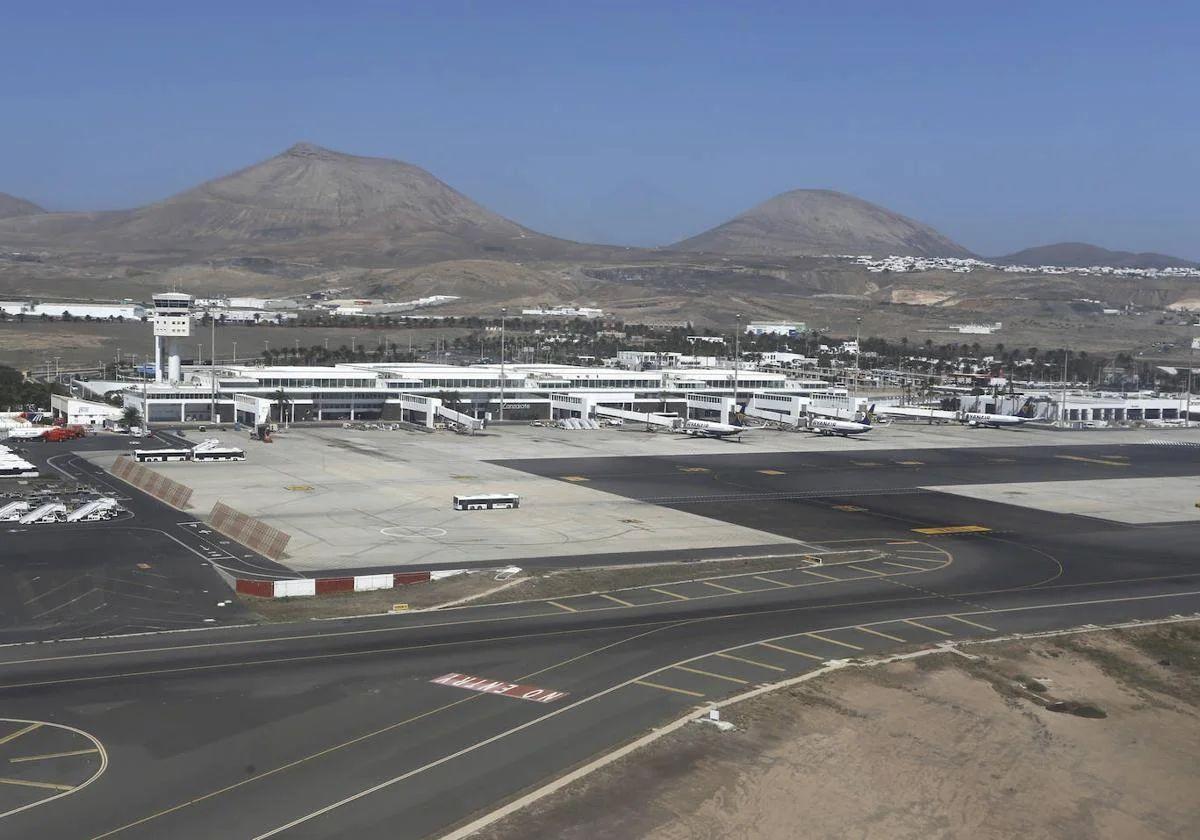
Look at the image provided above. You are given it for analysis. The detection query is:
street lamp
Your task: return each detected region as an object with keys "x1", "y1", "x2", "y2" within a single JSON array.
[
  {"x1": 499, "y1": 307, "x2": 507, "y2": 421},
  {"x1": 733, "y1": 313, "x2": 741, "y2": 420}
]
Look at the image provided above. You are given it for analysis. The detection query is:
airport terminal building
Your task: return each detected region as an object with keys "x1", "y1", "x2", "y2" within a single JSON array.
[{"x1": 96, "y1": 362, "x2": 801, "y2": 426}]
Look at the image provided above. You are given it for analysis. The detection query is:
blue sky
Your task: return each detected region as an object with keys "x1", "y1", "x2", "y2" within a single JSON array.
[{"x1": 2, "y1": 1, "x2": 1197, "y2": 257}]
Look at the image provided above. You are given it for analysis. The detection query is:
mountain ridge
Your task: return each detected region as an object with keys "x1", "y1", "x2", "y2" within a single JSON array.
[
  {"x1": 994, "y1": 242, "x2": 1197, "y2": 270},
  {"x1": 669, "y1": 189, "x2": 974, "y2": 259},
  {"x1": 0, "y1": 143, "x2": 610, "y2": 265},
  {"x1": 0, "y1": 192, "x2": 45, "y2": 219}
]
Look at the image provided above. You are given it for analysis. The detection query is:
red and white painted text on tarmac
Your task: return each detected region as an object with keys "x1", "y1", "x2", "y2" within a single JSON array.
[{"x1": 431, "y1": 673, "x2": 569, "y2": 704}]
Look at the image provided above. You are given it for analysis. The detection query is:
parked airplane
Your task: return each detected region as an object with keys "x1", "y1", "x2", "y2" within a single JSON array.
[
  {"x1": 675, "y1": 418, "x2": 750, "y2": 439},
  {"x1": 958, "y1": 411, "x2": 1027, "y2": 428},
  {"x1": 806, "y1": 406, "x2": 874, "y2": 437}
]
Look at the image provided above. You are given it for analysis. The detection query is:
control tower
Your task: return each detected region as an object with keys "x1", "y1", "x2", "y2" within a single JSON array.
[{"x1": 151, "y1": 292, "x2": 193, "y2": 384}]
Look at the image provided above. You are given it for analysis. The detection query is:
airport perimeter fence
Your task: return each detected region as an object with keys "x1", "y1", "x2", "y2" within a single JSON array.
[
  {"x1": 110, "y1": 456, "x2": 194, "y2": 510},
  {"x1": 209, "y1": 501, "x2": 292, "y2": 560}
]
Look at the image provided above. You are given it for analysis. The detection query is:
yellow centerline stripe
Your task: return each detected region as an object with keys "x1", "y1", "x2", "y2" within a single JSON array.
[
  {"x1": 805, "y1": 632, "x2": 864, "y2": 651},
  {"x1": 634, "y1": 680, "x2": 704, "y2": 698},
  {"x1": 752, "y1": 576, "x2": 790, "y2": 588},
  {"x1": 0, "y1": 776, "x2": 74, "y2": 792},
  {"x1": 855, "y1": 626, "x2": 907, "y2": 643},
  {"x1": 1054, "y1": 454, "x2": 1128, "y2": 467},
  {"x1": 673, "y1": 665, "x2": 748, "y2": 685},
  {"x1": 545, "y1": 601, "x2": 577, "y2": 613},
  {"x1": 946, "y1": 614, "x2": 998, "y2": 632},
  {"x1": 903, "y1": 619, "x2": 953, "y2": 636},
  {"x1": 650, "y1": 587, "x2": 689, "y2": 601},
  {"x1": 715, "y1": 652, "x2": 785, "y2": 671},
  {"x1": 701, "y1": 581, "x2": 743, "y2": 594},
  {"x1": 9, "y1": 748, "x2": 100, "y2": 763},
  {"x1": 758, "y1": 642, "x2": 823, "y2": 660},
  {"x1": 598, "y1": 593, "x2": 634, "y2": 608},
  {"x1": 0, "y1": 723, "x2": 41, "y2": 746}
]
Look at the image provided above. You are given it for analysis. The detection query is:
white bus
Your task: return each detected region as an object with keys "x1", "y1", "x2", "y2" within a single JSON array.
[
  {"x1": 453, "y1": 493, "x2": 520, "y2": 511},
  {"x1": 133, "y1": 448, "x2": 191, "y2": 463},
  {"x1": 191, "y1": 439, "x2": 246, "y2": 462}
]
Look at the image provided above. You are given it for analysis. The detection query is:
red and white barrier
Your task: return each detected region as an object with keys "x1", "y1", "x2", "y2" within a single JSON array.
[{"x1": 235, "y1": 570, "x2": 442, "y2": 599}]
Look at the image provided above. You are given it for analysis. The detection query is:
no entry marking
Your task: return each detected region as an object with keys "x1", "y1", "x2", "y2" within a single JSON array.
[{"x1": 431, "y1": 673, "x2": 569, "y2": 704}]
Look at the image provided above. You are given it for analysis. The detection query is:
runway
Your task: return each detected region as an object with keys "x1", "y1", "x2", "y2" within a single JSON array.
[{"x1": 1, "y1": 440, "x2": 1198, "y2": 837}]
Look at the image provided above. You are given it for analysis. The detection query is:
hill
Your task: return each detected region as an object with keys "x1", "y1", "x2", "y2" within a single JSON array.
[
  {"x1": 995, "y1": 242, "x2": 1198, "y2": 270},
  {"x1": 0, "y1": 192, "x2": 44, "y2": 219},
  {"x1": 670, "y1": 189, "x2": 973, "y2": 258},
  {"x1": 0, "y1": 143, "x2": 608, "y2": 265}
]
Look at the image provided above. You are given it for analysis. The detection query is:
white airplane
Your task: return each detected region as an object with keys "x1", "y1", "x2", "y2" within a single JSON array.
[
  {"x1": 675, "y1": 418, "x2": 750, "y2": 439},
  {"x1": 805, "y1": 404, "x2": 875, "y2": 437},
  {"x1": 958, "y1": 410, "x2": 1027, "y2": 428}
]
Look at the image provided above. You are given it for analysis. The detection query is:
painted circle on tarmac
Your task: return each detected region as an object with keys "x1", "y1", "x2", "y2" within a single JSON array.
[
  {"x1": 0, "y1": 718, "x2": 107, "y2": 820},
  {"x1": 380, "y1": 526, "x2": 448, "y2": 539}
]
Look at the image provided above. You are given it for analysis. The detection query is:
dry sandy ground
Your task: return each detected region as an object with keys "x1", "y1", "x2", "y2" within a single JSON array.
[{"x1": 472, "y1": 623, "x2": 1200, "y2": 840}]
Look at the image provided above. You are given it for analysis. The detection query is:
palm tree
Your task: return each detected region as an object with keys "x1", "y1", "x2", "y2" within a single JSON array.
[
  {"x1": 121, "y1": 405, "x2": 142, "y2": 432},
  {"x1": 272, "y1": 388, "x2": 291, "y2": 426}
]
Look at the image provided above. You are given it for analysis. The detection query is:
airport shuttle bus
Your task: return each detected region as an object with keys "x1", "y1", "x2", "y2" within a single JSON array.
[
  {"x1": 133, "y1": 448, "x2": 191, "y2": 463},
  {"x1": 191, "y1": 439, "x2": 246, "y2": 462},
  {"x1": 453, "y1": 493, "x2": 520, "y2": 511}
]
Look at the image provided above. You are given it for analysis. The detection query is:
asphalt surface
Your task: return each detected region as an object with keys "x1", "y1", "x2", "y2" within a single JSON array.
[
  {"x1": 0, "y1": 440, "x2": 1198, "y2": 838},
  {"x1": 0, "y1": 435, "x2": 292, "y2": 642}
]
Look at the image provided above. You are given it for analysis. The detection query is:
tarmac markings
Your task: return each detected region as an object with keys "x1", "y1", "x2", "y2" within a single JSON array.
[
  {"x1": 715, "y1": 652, "x2": 785, "y2": 672},
  {"x1": 673, "y1": 665, "x2": 748, "y2": 685},
  {"x1": 752, "y1": 575, "x2": 790, "y2": 588},
  {"x1": 945, "y1": 614, "x2": 997, "y2": 632},
  {"x1": 895, "y1": 460, "x2": 924, "y2": 466},
  {"x1": 757, "y1": 469, "x2": 786, "y2": 476},
  {"x1": 804, "y1": 632, "x2": 864, "y2": 651},
  {"x1": 678, "y1": 467, "x2": 710, "y2": 473},
  {"x1": 8, "y1": 748, "x2": 99, "y2": 763},
  {"x1": 559, "y1": 476, "x2": 589, "y2": 482},
  {"x1": 430, "y1": 673, "x2": 568, "y2": 704},
  {"x1": 634, "y1": 679, "x2": 705, "y2": 698},
  {"x1": 912, "y1": 525, "x2": 991, "y2": 535},
  {"x1": 0, "y1": 723, "x2": 40, "y2": 746},
  {"x1": 597, "y1": 593, "x2": 635, "y2": 608},
  {"x1": 799, "y1": 568, "x2": 839, "y2": 581},
  {"x1": 832, "y1": 504, "x2": 869, "y2": 512},
  {"x1": 0, "y1": 777, "x2": 74, "y2": 792},
  {"x1": 847, "y1": 564, "x2": 883, "y2": 576},
  {"x1": 1054, "y1": 454, "x2": 1129, "y2": 467},
  {"x1": 701, "y1": 581, "x2": 744, "y2": 594},
  {"x1": 757, "y1": 641, "x2": 823, "y2": 661},
  {"x1": 546, "y1": 601, "x2": 578, "y2": 613},
  {"x1": 649, "y1": 587, "x2": 690, "y2": 601},
  {"x1": 903, "y1": 619, "x2": 953, "y2": 636},
  {"x1": 854, "y1": 625, "x2": 907, "y2": 643},
  {"x1": 882, "y1": 559, "x2": 934, "y2": 572}
]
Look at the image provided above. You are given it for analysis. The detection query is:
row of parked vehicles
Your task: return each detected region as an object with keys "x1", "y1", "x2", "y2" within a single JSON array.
[{"x1": 0, "y1": 496, "x2": 122, "y2": 524}]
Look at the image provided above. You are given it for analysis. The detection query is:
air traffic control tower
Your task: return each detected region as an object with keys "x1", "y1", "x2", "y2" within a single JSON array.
[{"x1": 151, "y1": 292, "x2": 193, "y2": 384}]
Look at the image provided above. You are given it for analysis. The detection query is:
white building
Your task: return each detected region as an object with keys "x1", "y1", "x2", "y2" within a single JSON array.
[{"x1": 746, "y1": 322, "x2": 805, "y2": 336}]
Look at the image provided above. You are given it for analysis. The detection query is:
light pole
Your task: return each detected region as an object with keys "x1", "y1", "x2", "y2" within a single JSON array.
[
  {"x1": 499, "y1": 307, "x2": 507, "y2": 421},
  {"x1": 733, "y1": 313, "x2": 741, "y2": 421},
  {"x1": 210, "y1": 316, "x2": 217, "y2": 424},
  {"x1": 1186, "y1": 339, "x2": 1195, "y2": 428},
  {"x1": 232, "y1": 341, "x2": 237, "y2": 364},
  {"x1": 1059, "y1": 350, "x2": 1070, "y2": 427}
]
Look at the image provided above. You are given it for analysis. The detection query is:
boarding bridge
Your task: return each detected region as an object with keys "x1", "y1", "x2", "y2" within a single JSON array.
[
  {"x1": 686, "y1": 393, "x2": 736, "y2": 423},
  {"x1": 436, "y1": 404, "x2": 484, "y2": 432},
  {"x1": 593, "y1": 405, "x2": 678, "y2": 428}
]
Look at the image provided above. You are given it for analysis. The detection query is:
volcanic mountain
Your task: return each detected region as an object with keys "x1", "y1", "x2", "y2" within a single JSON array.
[
  {"x1": 0, "y1": 192, "x2": 44, "y2": 219},
  {"x1": 670, "y1": 189, "x2": 973, "y2": 258},
  {"x1": 995, "y1": 242, "x2": 1197, "y2": 270},
  {"x1": 0, "y1": 143, "x2": 602, "y2": 264}
]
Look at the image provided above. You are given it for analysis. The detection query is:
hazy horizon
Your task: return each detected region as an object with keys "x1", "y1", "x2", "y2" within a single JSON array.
[{"x1": 3, "y1": 2, "x2": 1197, "y2": 259}]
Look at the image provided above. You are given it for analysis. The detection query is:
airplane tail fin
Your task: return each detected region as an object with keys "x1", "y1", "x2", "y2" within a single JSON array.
[{"x1": 862, "y1": 404, "x2": 876, "y2": 426}]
